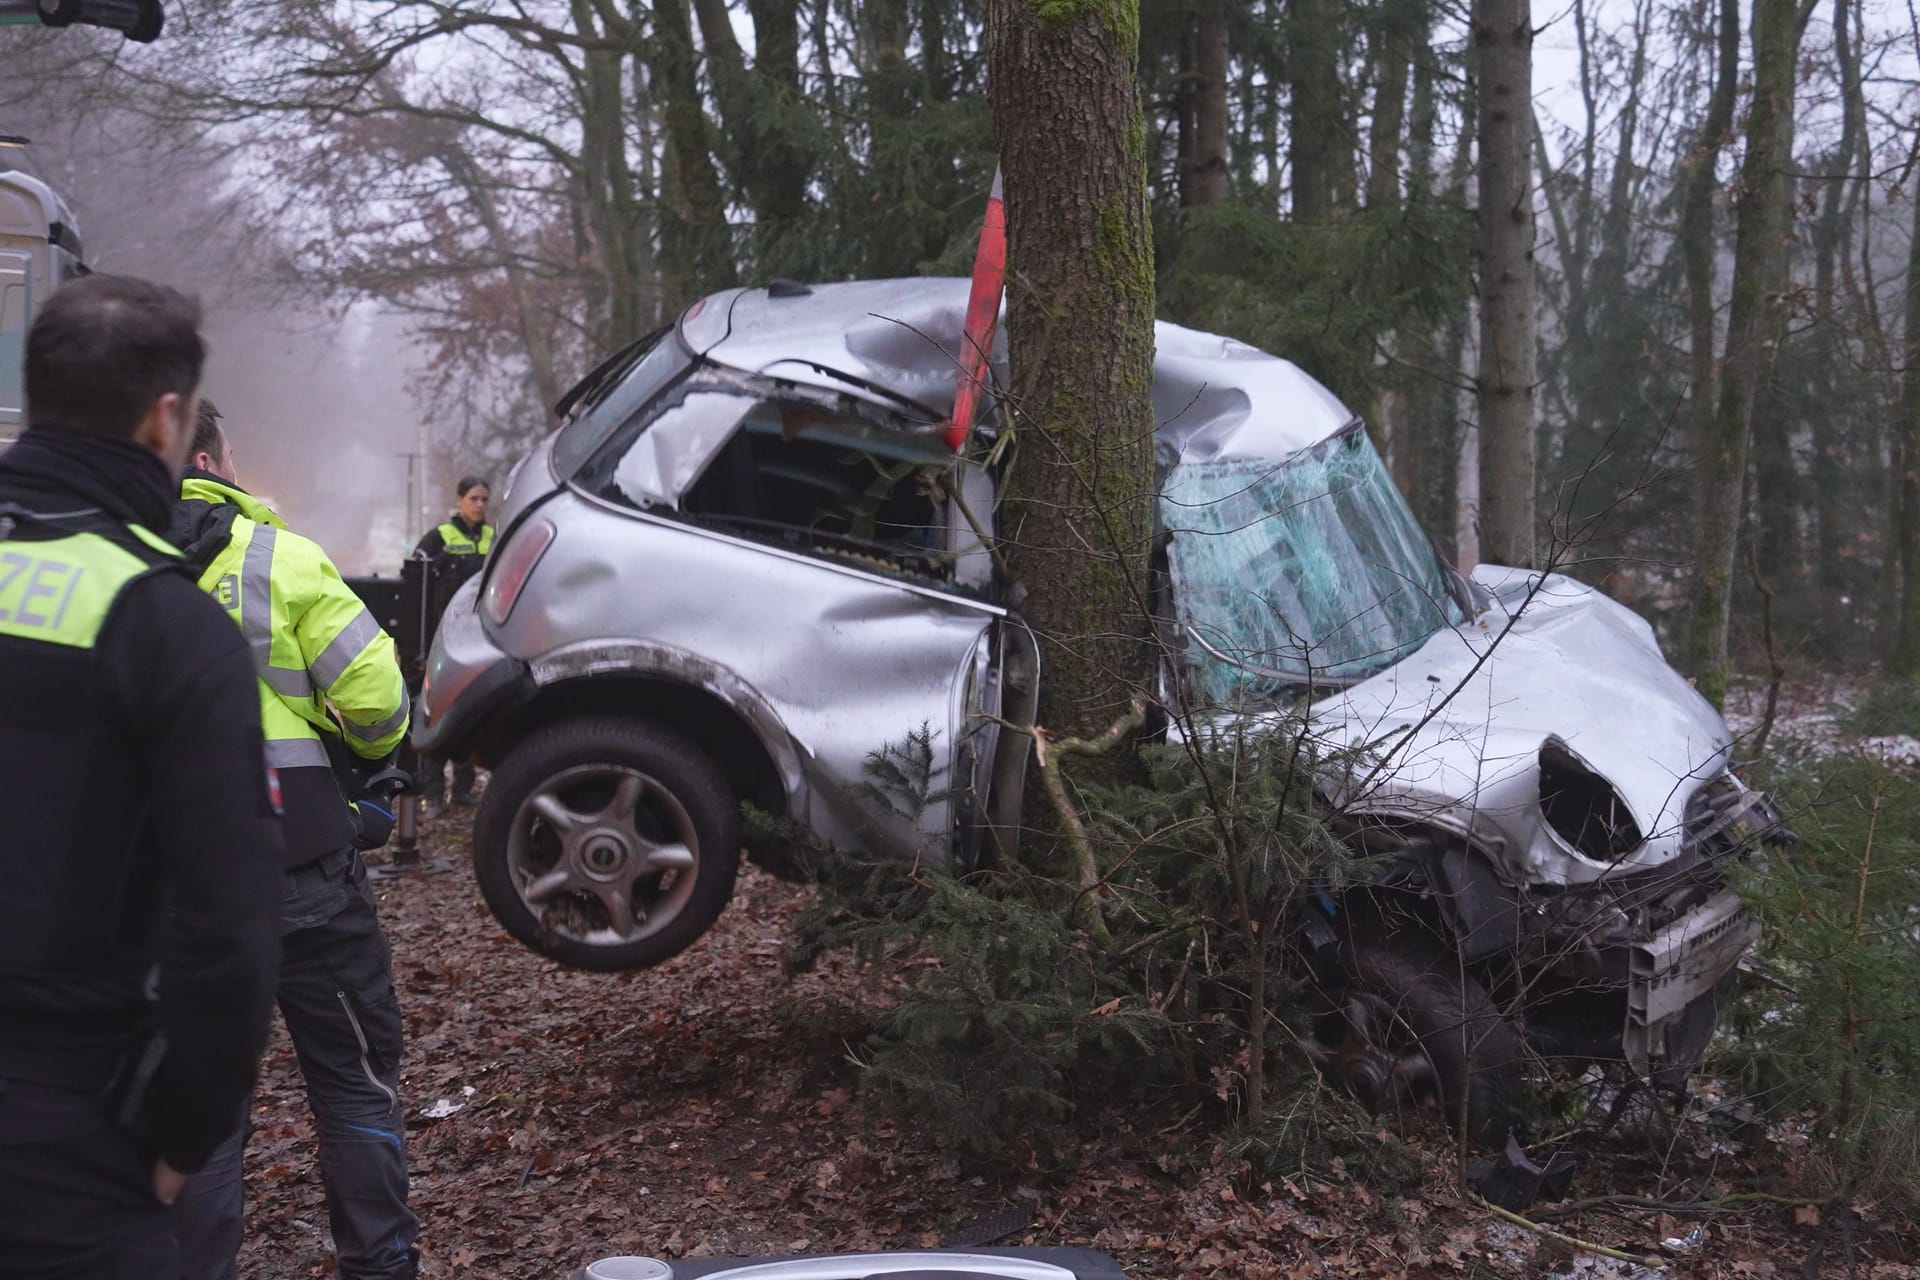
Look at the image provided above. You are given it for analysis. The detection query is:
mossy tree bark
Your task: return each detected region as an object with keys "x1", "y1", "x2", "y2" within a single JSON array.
[
  {"x1": 987, "y1": 0, "x2": 1158, "y2": 749},
  {"x1": 1685, "y1": 0, "x2": 1806, "y2": 707},
  {"x1": 1810, "y1": 0, "x2": 1866, "y2": 615}
]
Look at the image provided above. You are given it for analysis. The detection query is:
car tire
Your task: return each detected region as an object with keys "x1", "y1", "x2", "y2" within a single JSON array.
[
  {"x1": 474, "y1": 717, "x2": 741, "y2": 971},
  {"x1": 1312, "y1": 940, "x2": 1523, "y2": 1148}
]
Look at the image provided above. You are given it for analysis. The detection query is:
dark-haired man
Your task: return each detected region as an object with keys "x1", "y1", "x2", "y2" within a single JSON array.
[
  {"x1": 0, "y1": 275, "x2": 282, "y2": 1275},
  {"x1": 171, "y1": 401, "x2": 418, "y2": 1280},
  {"x1": 410, "y1": 475, "x2": 490, "y2": 810}
]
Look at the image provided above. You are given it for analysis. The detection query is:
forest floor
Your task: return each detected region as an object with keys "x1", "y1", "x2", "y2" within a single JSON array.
[{"x1": 236, "y1": 789, "x2": 1920, "y2": 1280}]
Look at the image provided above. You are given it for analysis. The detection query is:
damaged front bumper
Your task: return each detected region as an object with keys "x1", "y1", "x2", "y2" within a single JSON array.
[
  {"x1": 1623, "y1": 887, "x2": 1758, "y2": 1071},
  {"x1": 1517, "y1": 774, "x2": 1788, "y2": 1075}
]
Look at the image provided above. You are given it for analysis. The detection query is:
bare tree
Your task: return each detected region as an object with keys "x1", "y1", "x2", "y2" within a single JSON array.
[
  {"x1": 1179, "y1": 0, "x2": 1229, "y2": 209},
  {"x1": 1685, "y1": 0, "x2": 1811, "y2": 706},
  {"x1": 1472, "y1": 0, "x2": 1538, "y2": 567},
  {"x1": 1891, "y1": 167, "x2": 1920, "y2": 676}
]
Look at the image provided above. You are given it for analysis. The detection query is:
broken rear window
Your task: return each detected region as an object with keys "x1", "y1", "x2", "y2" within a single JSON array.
[
  {"x1": 1163, "y1": 424, "x2": 1464, "y2": 701},
  {"x1": 577, "y1": 381, "x2": 965, "y2": 585},
  {"x1": 550, "y1": 330, "x2": 690, "y2": 480}
]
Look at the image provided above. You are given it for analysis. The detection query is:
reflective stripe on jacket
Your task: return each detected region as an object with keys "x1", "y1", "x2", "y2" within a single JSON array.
[
  {"x1": 179, "y1": 478, "x2": 410, "y2": 767},
  {"x1": 435, "y1": 520, "x2": 493, "y2": 556}
]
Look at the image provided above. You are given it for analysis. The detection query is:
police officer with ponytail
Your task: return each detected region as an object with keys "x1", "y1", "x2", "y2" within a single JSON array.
[
  {"x1": 410, "y1": 475, "x2": 490, "y2": 811},
  {"x1": 414, "y1": 474, "x2": 492, "y2": 568},
  {"x1": 0, "y1": 275, "x2": 282, "y2": 1276}
]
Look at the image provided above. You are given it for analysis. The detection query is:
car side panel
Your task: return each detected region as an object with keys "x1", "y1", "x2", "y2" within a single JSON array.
[{"x1": 490, "y1": 491, "x2": 997, "y2": 865}]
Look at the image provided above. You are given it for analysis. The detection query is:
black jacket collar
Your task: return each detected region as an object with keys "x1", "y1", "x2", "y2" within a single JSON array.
[{"x1": 0, "y1": 427, "x2": 176, "y2": 532}]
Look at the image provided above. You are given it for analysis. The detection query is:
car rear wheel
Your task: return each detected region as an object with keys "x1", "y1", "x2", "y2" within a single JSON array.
[
  {"x1": 474, "y1": 718, "x2": 740, "y2": 971},
  {"x1": 1307, "y1": 940, "x2": 1523, "y2": 1148}
]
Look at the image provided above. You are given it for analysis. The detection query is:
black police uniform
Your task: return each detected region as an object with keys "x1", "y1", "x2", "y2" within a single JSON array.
[
  {"x1": 408, "y1": 514, "x2": 491, "y2": 806},
  {"x1": 0, "y1": 428, "x2": 282, "y2": 1278}
]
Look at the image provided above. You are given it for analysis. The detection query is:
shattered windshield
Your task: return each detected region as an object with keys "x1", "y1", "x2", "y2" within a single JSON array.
[{"x1": 1163, "y1": 424, "x2": 1464, "y2": 702}]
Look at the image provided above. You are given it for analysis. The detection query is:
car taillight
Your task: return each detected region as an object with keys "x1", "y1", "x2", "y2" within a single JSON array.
[{"x1": 483, "y1": 518, "x2": 555, "y2": 625}]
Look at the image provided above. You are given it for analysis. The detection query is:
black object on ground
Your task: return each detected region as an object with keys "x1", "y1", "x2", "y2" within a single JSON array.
[
  {"x1": 941, "y1": 1206, "x2": 1039, "y2": 1250},
  {"x1": 1467, "y1": 1133, "x2": 1578, "y2": 1212}
]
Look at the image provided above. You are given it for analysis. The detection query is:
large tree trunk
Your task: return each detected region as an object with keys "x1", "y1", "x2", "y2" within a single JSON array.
[
  {"x1": 1393, "y1": 25, "x2": 1469, "y2": 564},
  {"x1": 1686, "y1": 0, "x2": 1805, "y2": 707},
  {"x1": 1675, "y1": 0, "x2": 1741, "y2": 669},
  {"x1": 1472, "y1": 0, "x2": 1538, "y2": 567},
  {"x1": 574, "y1": 0, "x2": 648, "y2": 342},
  {"x1": 1364, "y1": 0, "x2": 1412, "y2": 210},
  {"x1": 1809, "y1": 0, "x2": 1864, "y2": 605},
  {"x1": 987, "y1": 0, "x2": 1158, "y2": 741},
  {"x1": 748, "y1": 0, "x2": 809, "y2": 231},
  {"x1": 1183, "y1": 0, "x2": 1229, "y2": 208},
  {"x1": 695, "y1": 0, "x2": 811, "y2": 267},
  {"x1": 1287, "y1": 0, "x2": 1343, "y2": 219},
  {"x1": 1889, "y1": 173, "x2": 1920, "y2": 675},
  {"x1": 646, "y1": 0, "x2": 736, "y2": 301}
]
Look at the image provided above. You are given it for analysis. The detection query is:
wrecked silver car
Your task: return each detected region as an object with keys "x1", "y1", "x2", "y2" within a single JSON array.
[{"x1": 417, "y1": 278, "x2": 1787, "y2": 1139}]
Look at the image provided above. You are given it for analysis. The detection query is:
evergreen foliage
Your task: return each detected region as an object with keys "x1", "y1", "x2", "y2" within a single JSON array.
[
  {"x1": 1836, "y1": 681, "x2": 1920, "y2": 739},
  {"x1": 787, "y1": 719, "x2": 1390, "y2": 1170},
  {"x1": 1721, "y1": 753, "x2": 1920, "y2": 1206},
  {"x1": 1155, "y1": 197, "x2": 1474, "y2": 422}
]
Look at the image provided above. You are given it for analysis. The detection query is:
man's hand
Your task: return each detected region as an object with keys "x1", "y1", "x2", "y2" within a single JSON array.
[{"x1": 152, "y1": 1159, "x2": 188, "y2": 1205}]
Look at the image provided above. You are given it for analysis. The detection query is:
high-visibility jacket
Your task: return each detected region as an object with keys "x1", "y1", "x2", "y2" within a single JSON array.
[
  {"x1": 176, "y1": 475, "x2": 409, "y2": 864},
  {"x1": 435, "y1": 519, "x2": 493, "y2": 556}
]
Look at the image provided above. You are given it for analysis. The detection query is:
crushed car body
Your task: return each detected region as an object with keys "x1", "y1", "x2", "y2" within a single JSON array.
[{"x1": 418, "y1": 277, "x2": 1789, "y2": 1135}]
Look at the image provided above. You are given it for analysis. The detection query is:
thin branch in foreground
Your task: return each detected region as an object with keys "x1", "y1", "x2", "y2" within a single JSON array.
[{"x1": 1477, "y1": 1197, "x2": 1665, "y2": 1267}]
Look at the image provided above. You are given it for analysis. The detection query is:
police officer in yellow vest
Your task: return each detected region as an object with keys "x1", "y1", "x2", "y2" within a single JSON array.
[
  {"x1": 0, "y1": 276, "x2": 282, "y2": 1276},
  {"x1": 169, "y1": 402, "x2": 419, "y2": 1280},
  {"x1": 410, "y1": 475, "x2": 491, "y2": 810},
  {"x1": 414, "y1": 475, "x2": 493, "y2": 565}
]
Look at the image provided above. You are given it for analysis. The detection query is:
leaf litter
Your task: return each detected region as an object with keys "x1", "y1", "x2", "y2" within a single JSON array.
[{"x1": 231, "y1": 811, "x2": 1920, "y2": 1279}]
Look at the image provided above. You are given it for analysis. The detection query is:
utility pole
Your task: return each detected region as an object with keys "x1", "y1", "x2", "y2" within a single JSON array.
[{"x1": 398, "y1": 451, "x2": 422, "y2": 548}]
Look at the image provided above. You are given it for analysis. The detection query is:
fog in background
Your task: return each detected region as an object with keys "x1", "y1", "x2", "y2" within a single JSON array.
[{"x1": 3, "y1": 56, "x2": 452, "y2": 574}]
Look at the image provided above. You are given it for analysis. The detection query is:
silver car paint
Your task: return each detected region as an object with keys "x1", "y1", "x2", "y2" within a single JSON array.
[
  {"x1": 1309, "y1": 564, "x2": 1733, "y2": 886},
  {"x1": 491, "y1": 486, "x2": 1001, "y2": 859},
  {"x1": 425, "y1": 277, "x2": 1741, "y2": 885}
]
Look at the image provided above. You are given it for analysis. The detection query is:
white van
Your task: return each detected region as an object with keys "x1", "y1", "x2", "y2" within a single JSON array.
[{"x1": 0, "y1": 169, "x2": 87, "y2": 439}]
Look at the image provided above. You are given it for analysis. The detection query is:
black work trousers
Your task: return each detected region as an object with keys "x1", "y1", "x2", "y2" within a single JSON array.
[
  {"x1": 0, "y1": 1080, "x2": 176, "y2": 1279},
  {"x1": 413, "y1": 753, "x2": 474, "y2": 806},
  {"x1": 174, "y1": 851, "x2": 416, "y2": 1280}
]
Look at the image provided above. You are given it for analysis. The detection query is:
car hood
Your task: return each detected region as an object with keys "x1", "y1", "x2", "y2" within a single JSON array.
[{"x1": 1308, "y1": 565, "x2": 1734, "y2": 885}]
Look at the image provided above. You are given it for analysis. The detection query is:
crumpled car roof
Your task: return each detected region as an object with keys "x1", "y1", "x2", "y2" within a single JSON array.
[{"x1": 682, "y1": 278, "x2": 1356, "y2": 465}]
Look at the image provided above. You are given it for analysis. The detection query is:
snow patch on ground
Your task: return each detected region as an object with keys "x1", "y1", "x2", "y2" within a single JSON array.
[{"x1": 1723, "y1": 676, "x2": 1920, "y2": 769}]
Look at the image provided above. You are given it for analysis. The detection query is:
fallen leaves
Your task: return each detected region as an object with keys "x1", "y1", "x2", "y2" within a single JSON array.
[{"x1": 225, "y1": 816, "x2": 1917, "y2": 1280}]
